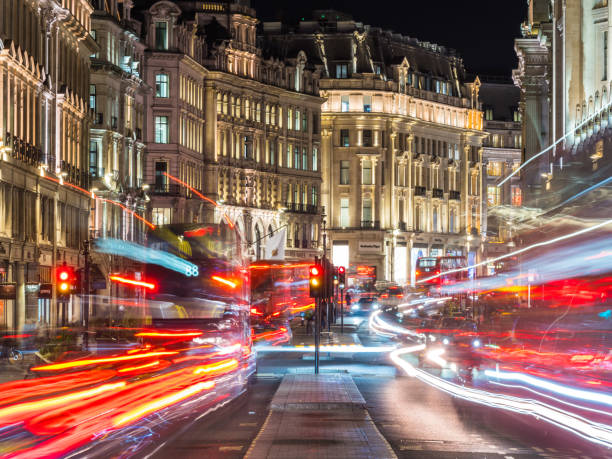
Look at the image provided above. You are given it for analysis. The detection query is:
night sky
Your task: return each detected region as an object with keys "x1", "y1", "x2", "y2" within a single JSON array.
[{"x1": 252, "y1": 0, "x2": 528, "y2": 78}]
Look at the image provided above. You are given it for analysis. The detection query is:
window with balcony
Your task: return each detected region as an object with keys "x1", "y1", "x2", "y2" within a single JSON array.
[
  {"x1": 340, "y1": 198, "x2": 350, "y2": 227},
  {"x1": 341, "y1": 95, "x2": 349, "y2": 112},
  {"x1": 362, "y1": 160, "x2": 373, "y2": 185},
  {"x1": 336, "y1": 64, "x2": 348, "y2": 79},
  {"x1": 156, "y1": 73, "x2": 169, "y2": 98},
  {"x1": 363, "y1": 95, "x2": 372, "y2": 113},
  {"x1": 340, "y1": 129, "x2": 350, "y2": 147},
  {"x1": 155, "y1": 22, "x2": 168, "y2": 50},
  {"x1": 340, "y1": 160, "x2": 350, "y2": 185},
  {"x1": 154, "y1": 116, "x2": 169, "y2": 143}
]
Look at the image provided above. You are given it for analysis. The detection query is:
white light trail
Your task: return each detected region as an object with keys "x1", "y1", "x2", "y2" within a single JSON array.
[
  {"x1": 255, "y1": 344, "x2": 398, "y2": 353},
  {"x1": 418, "y1": 217, "x2": 612, "y2": 284},
  {"x1": 390, "y1": 347, "x2": 612, "y2": 448}
]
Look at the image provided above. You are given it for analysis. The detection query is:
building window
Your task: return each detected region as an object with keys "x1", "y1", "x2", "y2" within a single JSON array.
[
  {"x1": 302, "y1": 148, "x2": 308, "y2": 171},
  {"x1": 362, "y1": 160, "x2": 373, "y2": 185},
  {"x1": 152, "y1": 208, "x2": 171, "y2": 226},
  {"x1": 433, "y1": 207, "x2": 438, "y2": 232},
  {"x1": 302, "y1": 112, "x2": 308, "y2": 131},
  {"x1": 293, "y1": 184, "x2": 299, "y2": 204},
  {"x1": 487, "y1": 161, "x2": 502, "y2": 177},
  {"x1": 155, "y1": 22, "x2": 168, "y2": 50},
  {"x1": 449, "y1": 209, "x2": 456, "y2": 233},
  {"x1": 286, "y1": 144, "x2": 292, "y2": 168},
  {"x1": 89, "y1": 140, "x2": 98, "y2": 176},
  {"x1": 89, "y1": 84, "x2": 96, "y2": 111},
  {"x1": 340, "y1": 198, "x2": 350, "y2": 227},
  {"x1": 312, "y1": 147, "x2": 318, "y2": 171},
  {"x1": 604, "y1": 31, "x2": 608, "y2": 81},
  {"x1": 155, "y1": 116, "x2": 169, "y2": 143},
  {"x1": 156, "y1": 74, "x2": 169, "y2": 97},
  {"x1": 295, "y1": 110, "x2": 301, "y2": 131},
  {"x1": 512, "y1": 186, "x2": 522, "y2": 206},
  {"x1": 513, "y1": 109, "x2": 521, "y2": 122},
  {"x1": 336, "y1": 64, "x2": 348, "y2": 79},
  {"x1": 487, "y1": 185, "x2": 500, "y2": 206},
  {"x1": 514, "y1": 134, "x2": 522, "y2": 148},
  {"x1": 270, "y1": 141, "x2": 276, "y2": 166},
  {"x1": 311, "y1": 186, "x2": 318, "y2": 206},
  {"x1": 340, "y1": 129, "x2": 350, "y2": 147},
  {"x1": 294, "y1": 146, "x2": 300, "y2": 169},
  {"x1": 485, "y1": 108, "x2": 493, "y2": 121},
  {"x1": 155, "y1": 161, "x2": 168, "y2": 191},
  {"x1": 362, "y1": 129, "x2": 372, "y2": 147},
  {"x1": 340, "y1": 160, "x2": 350, "y2": 185},
  {"x1": 363, "y1": 95, "x2": 372, "y2": 113},
  {"x1": 341, "y1": 95, "x2": 349, "y2": 112},
  {"x1": 362, "y1": 198, "x2": 372, "y2": 224}
]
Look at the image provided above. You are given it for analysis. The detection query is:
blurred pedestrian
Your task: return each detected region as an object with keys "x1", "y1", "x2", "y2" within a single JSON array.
[{"x1": 304, "y1": 309, "x2": 314, "y2": 335}]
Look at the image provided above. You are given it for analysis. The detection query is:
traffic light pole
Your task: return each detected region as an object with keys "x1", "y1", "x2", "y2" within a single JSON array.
[
  {"x1": 314, "y1": 297, "x2": 320, "y2": 374},
  {"x1": 340, "y1": 288, "x2": 344, "y2": 334}
]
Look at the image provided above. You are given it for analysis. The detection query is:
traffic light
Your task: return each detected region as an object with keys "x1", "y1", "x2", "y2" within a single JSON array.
[
  {"x1": 333, "y1": 267, "x2": 339, "y2": 286},
  {"x1": 309, "y1": 264, "x2": 324, "y2": 298},
  {"x1": 338, "y1": 266, "x2": 346, "y2": 287},
  {"x1": 56, "y1": 264, "x2": 75, "y2": 300}
]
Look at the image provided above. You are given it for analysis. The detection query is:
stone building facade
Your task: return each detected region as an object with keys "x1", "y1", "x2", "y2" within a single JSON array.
[
  {"x1": 514, "y1": 0, "x2": 612, "y2": 211},
  {"x1": 479, "y1": 80, "x2": 522, "y2": 269},
  {"x1": 264, "y1": 12, "x2": 485, "y2": 287},
  {"x1": 137, "y1": 0, "x2": 324, "y2": 261},
  {"x1": 89, "y1": 0, "x2": 148, "y2": 296},
  {"x1": 0, "y1": 0, "x2": 96, "y2": 329}
]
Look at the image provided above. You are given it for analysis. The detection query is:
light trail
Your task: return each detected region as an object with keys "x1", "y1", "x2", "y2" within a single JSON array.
[
  {"x1": 163, "y1": 172, "x2": 218, "y2": 207},
  {"x1": 369, "y1": 310, "x2": 423, "y2": 338},
  {"x1": 255, "y1": 344, "x2": 397, "y2": 353},
  {"x1": 109, "y1": 275, "x2": 156, "y2": 290},
  {"x1": 484, "y1": 369, "x2": 612, "y2": 407},
  {"x1": 418, "y1": 216, "x2": 612, "y2": 284},
  {"x1": 391, "y1": 346, "x2": 612, "y2": 448},
  {"x1": 31, "y1": 351, "x2": 177, "y2": 371},
  {"x1": 211, "y1": 275, "x2": 237, "y2": 289}
]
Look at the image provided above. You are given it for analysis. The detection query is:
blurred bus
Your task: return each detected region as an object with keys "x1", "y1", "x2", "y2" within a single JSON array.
[
  {"x1": 249, "y1": 261, "x2": 312, "y2": 323},
  {"x1": 416, "y1": 256, "x2": 468, "y2": 293}
]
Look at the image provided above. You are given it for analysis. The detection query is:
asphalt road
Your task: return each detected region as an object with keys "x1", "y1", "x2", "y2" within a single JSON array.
[{"x1": 155, "y1": 320, "x2": 611, "y2": 459}]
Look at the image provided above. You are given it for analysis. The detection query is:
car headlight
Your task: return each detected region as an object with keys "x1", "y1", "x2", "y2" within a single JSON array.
[
  {"x1": 442, "y1": 338, "x2": 449, "y2": 345},
  {"x1": 373, "y1": 304, "x2": 379, "y2": 310},
  {"x1": 429, "y1": 335, "x2": 436, "y2": 342},
  {"x1": 472, "y1": 339, "x2": 481, "y2": 348},
  {"x1": 351, "y1": 305, "x2": 359, "y2": 310}
]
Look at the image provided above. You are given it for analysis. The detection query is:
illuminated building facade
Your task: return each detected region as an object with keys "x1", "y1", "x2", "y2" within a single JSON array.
[
  {"x1": 479, "y1": 80, "x2": 522, "y2": 269},
  {"x1": 89, "y1": 0, "x2": 148, "y2": 295},
  {"x1": 514, "y1": 0, "x2": 612, "y2": 211},
  {"x1": 264, "y1": 11, "x2": 485, "y2": 286},
  {"x1": 138, "y1": 0, "x2": 323, "y2": 262},
  {"x1": 0, "y1": 0, "x2": 96, "y2": 329}
]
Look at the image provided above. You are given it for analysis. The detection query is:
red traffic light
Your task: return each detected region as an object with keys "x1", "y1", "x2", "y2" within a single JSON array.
[
  {"x1": 310, "y1": 266, "x2": 320, "y2": 276},
  {"x1": 338, "y1": 266, "x2": 345, "y2": 274}
]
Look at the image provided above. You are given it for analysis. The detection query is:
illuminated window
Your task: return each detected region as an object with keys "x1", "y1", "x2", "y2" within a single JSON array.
[
  {"x1": 362, "y1": 198, "x2": 372, "y2": 224},
  {"x1": 312, "y1": 147, "x2": 318, "y2": 171},
  {"x1": 487, "y1": 161, "x2": 502, "y2": 177},
  {"x1": 155, "y1": 74, "x2": 169, "y2": 98},
  {"x1": 363, "y1": 95, "x2": 372, "y2": 112},
  {"x1": 154, "y1": 116, "x2": 169, "y2": 143},
  {"x1": 341, "y1": 95, "x2": 349, "y2": 112},
  {"x1": 154, "y1": 162, "x2": 168, "y2": 191},
  {"x1": 152, "y1": 208, "x2": 172, "y2": 226},
  {"x1": 485, "y1": 108, "x2": 493, "y2": 121},
  {"x1": 89, "y1": 84, "x2": 96, "y2": 111},
  {"x1": 487, "y1": 185, "x2": 500, "y2": 206},
  {"x1": 336, "y1": 64, "x2": 348, "y2": 79},
  {"x1": 340, "y1": 198, "x2": 350, "y2": 227},
  {"x1": 362, "y1": 160, "x2": 373, "y2": 185},
  {"x1": 311, "y1": 186, "x2": 318, "y2": 206},
  {"x1": 340, "y1": 160, "x2": 350, "y2": 185},
  {"x1": 512, "y1": 186, "x2": 522, "y2": 206},
  {"x1": 302, "y1": 148, "x2": 308, "y2": 171}
]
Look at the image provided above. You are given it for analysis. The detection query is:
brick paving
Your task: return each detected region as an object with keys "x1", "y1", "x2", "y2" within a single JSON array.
[{"x1": 245, "y1": 374, "x2": 397, "y2": 459}]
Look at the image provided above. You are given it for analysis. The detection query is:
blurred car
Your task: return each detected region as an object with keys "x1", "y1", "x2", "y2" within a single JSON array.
[{"x1": 351, "y1": 296, "x2": 380, "y2": 315}]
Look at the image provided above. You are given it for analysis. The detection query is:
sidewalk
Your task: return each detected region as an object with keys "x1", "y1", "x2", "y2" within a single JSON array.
[{"x1": 244, "y1": 374, "x2": 397, "y2": 459}]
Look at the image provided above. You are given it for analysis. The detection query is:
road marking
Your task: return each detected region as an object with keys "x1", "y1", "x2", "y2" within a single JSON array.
[
  {"x1": 219, "y1": 446, "x2": 243, "y2": 452},
  {"x1": 240, "y1": 422, "x2": 257, "y2": 427},
  {"x1": 504, "y1": 456, "x2": 515, "y2": 459}
]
